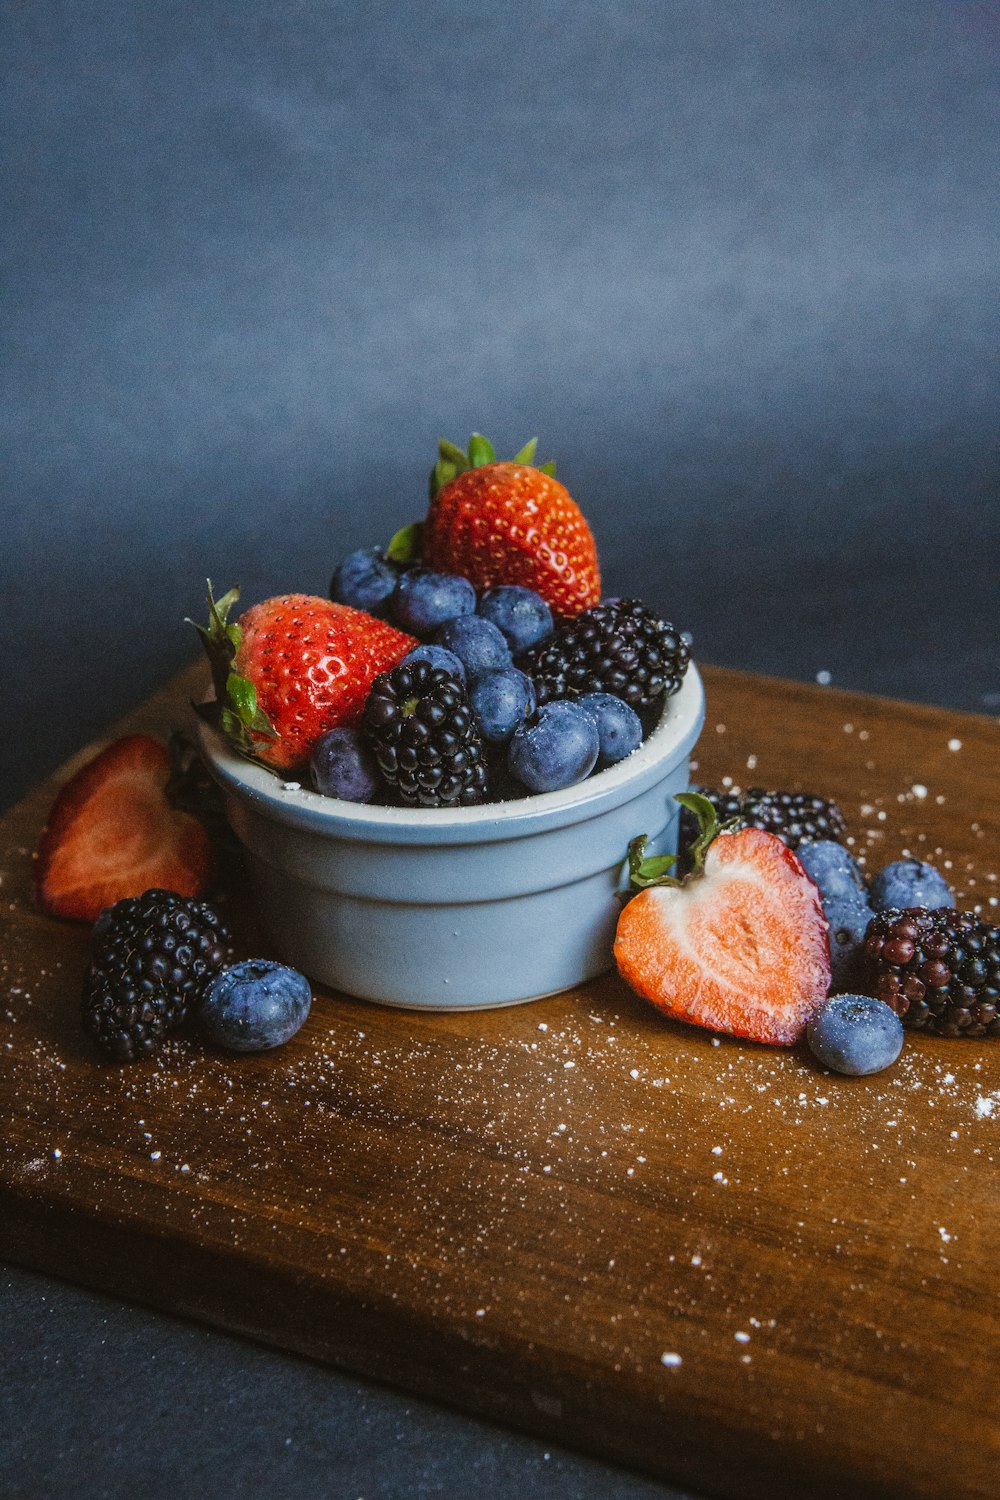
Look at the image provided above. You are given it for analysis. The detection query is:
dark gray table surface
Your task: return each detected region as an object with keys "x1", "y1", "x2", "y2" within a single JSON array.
[{"x1": 2, "y1": 3, "x2": 996, "y2": 1496}]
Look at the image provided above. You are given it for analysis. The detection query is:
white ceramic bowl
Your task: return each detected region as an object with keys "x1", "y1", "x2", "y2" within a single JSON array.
[{"x1": 199, "y1": 666, "x2": 705, "y2": 1009}]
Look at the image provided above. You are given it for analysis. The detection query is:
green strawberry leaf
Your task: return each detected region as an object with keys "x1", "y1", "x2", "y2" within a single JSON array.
[
  {"x1": 438, "y1": 438, "x2": 468, "y2": 466},
  {"x1": 226, "y1": 671, "x2": 257, "y2": 724},
  {"x1": 538, "y1": 460, "x2": 557, "y2": 477},
  {"x1": 513, "y1": 437, "x2": 538, "y2": 464},
  {"x1": 386, "y1": 521, "x2": 424, "y2": 563},
  {"x1": 626, "y1": 834, "x2": 680, "y2": 891},
  {"x1": 467, "y1": 433, "x2": 496, "y2": 467}
]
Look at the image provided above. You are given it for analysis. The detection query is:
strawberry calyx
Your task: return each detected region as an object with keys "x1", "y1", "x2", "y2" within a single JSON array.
[
  {"x1": 627, "y1": 792, "x2": 743, "y2": 893},
  {"x1": 428, "y1": 434, "x2": 556, "y2": 500},
  {"x1": 187, "y1": 580, "x2": 279, "y2": 769}
]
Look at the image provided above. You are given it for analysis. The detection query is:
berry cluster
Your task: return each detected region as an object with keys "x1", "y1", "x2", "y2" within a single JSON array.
[
  {"x1": 194, "y1": 434, "x2": 693, "y2": 807},
  {"x1": 82, "y1": 888, "x2": 312, "y2": 1063}
]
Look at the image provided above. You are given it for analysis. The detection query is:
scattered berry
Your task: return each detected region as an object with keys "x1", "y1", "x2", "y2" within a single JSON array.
[
  {"x1": 192, "y1": 585, "x2": 416, "y2": 771},
  {"x1": 201, "y1": 959, "x2": 311, "y2": 1052},
  {"x1": 507, "y1": 701, "x2": 600, "y2": 794},
  {"x1": 682, "y1": 787, "x2": 848, "y2": 854},
  {"x1": 390, "y1": 568, "x2": 476, "y2": 637},
  {"x1": 35, "y1": 736, "x2": 214, "y2": 922},
  {"x1": 614, "y1": 795, "x2": 830, "y2": 1046},
  {"x1": 477, "y1": 585, "x2": 554, "y2": 655},
  {"x1": 577, "y1": 692, "x2": 643, "y2": 765},
  {"x1": 864, "y1": 907, "x2": 1000, "y2": 1037},
  {"x1": 825, "y1": 896, "x2": 876, "y2": 994},
  {"x1": 402, "y1": 643, "x2": 467, "y2": 683},
  {"x1": 329, "y1": 547, "x2": 399, "y2": 616},
  {"x1": 309, "y1": 727, "x2": 380, "y2": 803},
  {"x1": 469, "y1": 668, "x2": 536, "y2": 746},
  {"x1": 870, "y1": 858, "x2": 954, "y2": 911},
  {"x1": 425, "y1": 437, "x2": 601, "y2": 616},
  {"x1": 521, "y1": 599, "x2": 690, "y2": 711},
  {"x1": 436, "y1": 614, "x2": 512, "y2": 679},
  {"x1": 797, "y1": 839, "x2": 867, "y2": 905},
  {"x1": 362, "y1": 660, "x2": 489, "y2": 808},
  {"x1": 807, "y1": 994, "x2": 904, "y2": 1076},
  {"x1": 82, "y1": 889, "x2": 233, "y2": 1062}
]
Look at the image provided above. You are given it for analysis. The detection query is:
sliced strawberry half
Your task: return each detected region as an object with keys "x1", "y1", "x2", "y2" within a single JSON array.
[
  {"x1": 34, "y1": 735, "x2": 213, "y2": 922},
  {"x1": 614, "y1": 794, "x2": 830, "y2": 1046}
]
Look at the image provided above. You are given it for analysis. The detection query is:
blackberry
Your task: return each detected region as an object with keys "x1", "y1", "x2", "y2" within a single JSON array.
[
  {"x1": 362, "y1": 659, "x2": 488, "y2": 808},
  {"x1": 520, "y1": 599, "x2": 690, "y2": 711},
  {"x1": 82, "y1": 889, "x2": 233, "y2": 1062},
  {"x1": 681, "y1": 786, "x2": 847, "y2": 856},
  {"x1": 863, "y1": 907, "x2": 1000, "y2": 1038}
]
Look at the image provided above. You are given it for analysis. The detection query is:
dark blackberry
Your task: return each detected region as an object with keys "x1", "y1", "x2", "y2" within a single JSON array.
[
  {"x1": 863, "y1": 907, "x2": 1000, "y2": 1038},
  {"x1": 82, "y1": 889, "x2": 233, "y2": 1062},
  {"x1": 520, "y1": 599, "x2": 690, "y2": 711},
  {"x1": 680, "y1": 786, "x2": 847, "y2": 857},
  {"x1": 741, "y1": 789, "x2": 848, "y2": 849},
  {"x1": 362, "y1": 659, "x2": 488, "y2": 808}
]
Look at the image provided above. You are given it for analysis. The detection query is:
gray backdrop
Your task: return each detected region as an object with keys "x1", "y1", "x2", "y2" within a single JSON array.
[{"x1": 2, "y1": 2, "x2": 997, "y2": 1496}]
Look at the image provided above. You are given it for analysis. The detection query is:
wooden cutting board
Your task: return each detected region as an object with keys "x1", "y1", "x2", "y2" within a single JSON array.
[{"x1": 2, "y1": 664, "x2": 998, "y2": 1500}]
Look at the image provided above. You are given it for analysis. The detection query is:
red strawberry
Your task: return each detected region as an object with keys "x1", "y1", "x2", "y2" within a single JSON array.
[
  {"x1": 423, "y1": 435, "x2": 601, "y2": 617},
  {"x1": 614, "y1": 795, "x2": 830, "y2": 1046},
  {"x1": 192, "y1": 584, "x2": 416, "y2": 771},
  {"x1": 35, "y1": 736, "x2": 213, "y2": 921}
]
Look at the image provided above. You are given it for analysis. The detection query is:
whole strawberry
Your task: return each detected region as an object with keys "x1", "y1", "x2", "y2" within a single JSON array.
[
  {"x1": 424, "y1": 435, "x2": 601, "y2": 617},
  {"x1": 192, "y1": 584, "x2": 416, "y2": 771},
  {"x1": 615, "y1": 794, "x2": 831, "y2": 1046}
]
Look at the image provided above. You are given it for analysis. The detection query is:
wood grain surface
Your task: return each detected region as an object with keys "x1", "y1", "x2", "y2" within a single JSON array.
[{"x1": 2, "y1": 664, "x2": 998, "y2": 1500}]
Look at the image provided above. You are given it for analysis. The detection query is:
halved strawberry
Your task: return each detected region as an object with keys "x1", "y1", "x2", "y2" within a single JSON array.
[
  {"x1": 614, "y1": 794, "x2": 830, "y2": 1046},
  {"x1": 423, "y1": 435, "x2": 601, "y2": 617},
  {"x1": 34, "y1": 736, "x2": 213, "y2": 922}
]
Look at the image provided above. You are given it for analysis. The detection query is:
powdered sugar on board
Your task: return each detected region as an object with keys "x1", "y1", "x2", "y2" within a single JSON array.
[{"x1": 2, "y1": 663, "x2": 998, "y2": 1487}]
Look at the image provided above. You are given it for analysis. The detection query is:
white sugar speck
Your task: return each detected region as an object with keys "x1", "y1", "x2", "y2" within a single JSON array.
[
  {"x1": 938, "y1": 1227, "x2": 952, "y2": 1243},
  {"x1": 947, "y1": 739, "x2": 962, "y2": 752},
  {"x1": 629, "y1": 1068, "x2": 640, "y2": 1080},
  {"x1": 735, "y1": 1331, "x2": 751, "y2": 1343},
  {"x1": 816, "y1": 670, "x2": 832, "y2": 685},
  {"x1": 912, "y1": 784, "x2": 927, "y2": 799},
  {"x1": 281, "y1": 781, "x2": 302, "y2": 791},
  {"x1": 975, "y1": 1094, "x2": 997, "y2": 1118},
  {"x1": 150, "y1": 1150, "x2": 162, "y2": 1161},
  {"x1": 661, "y1": 1352, "x2": 683, "y2": 1367}
]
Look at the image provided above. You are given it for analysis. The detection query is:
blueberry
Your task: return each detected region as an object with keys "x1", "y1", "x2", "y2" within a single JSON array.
[
  {"x1": 436, "y1": 615, "x2": 512, "y2": 679},
  {"x1": 330, "y1": 547, "x2": 398, "y2": 617},
  {"x1": 807, "y1": 994, "x2": 904, "y2": 1076},
  {"x1": 508, "y1": 700, "x2": 600, "y2": 793},
  {"x1": 201, "y1": 960, "x2": 311, "y2": 1052},
  {"x1": 576, "y1": 692, "x2": 643, "y2": 765},
  {"x1": 309, "y1": 727, "x2": 380, "y2": 803},
  {"x1": 470, "y1": 668, "x2": 536, "y2": 745},
  {"x1": 825, "y1": 896, "x2": 875, "y2": 994},
  {"x1": 870, "y1": 858, "x2": 954, "y2": 912},
  {"x1": 477, "y1": 585, "x2": 553, "y2": 655},
  {"x1": 390, "y1": 569, "x2": 476, "y2": 637},
  {"x1": 402, "y1": 643, "x2": 467, "y2": 684},
  {"x1": 797, "y1": 839, "x2": 867, "y2": 905}
]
